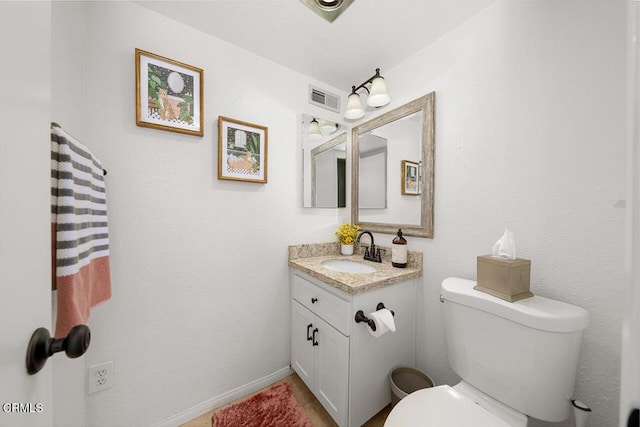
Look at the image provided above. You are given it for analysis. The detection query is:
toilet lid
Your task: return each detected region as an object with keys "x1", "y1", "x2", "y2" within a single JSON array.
[{"x1": 384, "y1": 385, "x2": 513, "y2": 427}]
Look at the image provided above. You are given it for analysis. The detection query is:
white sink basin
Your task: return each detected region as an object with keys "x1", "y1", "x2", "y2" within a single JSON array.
[{"x1": 321, "y1": 259, "x2": 377, "y2": 274}]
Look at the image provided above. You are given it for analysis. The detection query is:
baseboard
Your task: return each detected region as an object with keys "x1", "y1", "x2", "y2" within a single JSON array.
[{"x1": 151, "y1": 366, "x2": 294, "y2": 427}]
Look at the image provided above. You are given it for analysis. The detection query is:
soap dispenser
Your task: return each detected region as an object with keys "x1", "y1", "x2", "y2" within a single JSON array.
[{"x1": 392, "y1": 229, "x2": 407, "y2": 268}]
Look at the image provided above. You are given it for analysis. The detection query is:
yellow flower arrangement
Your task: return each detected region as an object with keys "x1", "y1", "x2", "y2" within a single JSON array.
[{"x1": 335, "y1": 222, "x2": 361, "y2": 245}]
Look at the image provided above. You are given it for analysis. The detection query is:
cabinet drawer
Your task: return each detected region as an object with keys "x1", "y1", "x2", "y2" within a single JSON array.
[{"x1": 293, "y1": 275, "x2": 350, "y2": 336}]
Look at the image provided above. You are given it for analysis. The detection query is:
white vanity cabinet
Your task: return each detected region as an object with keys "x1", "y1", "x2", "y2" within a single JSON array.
[
  {"x1": 292, "y1": 300, "x2": 350, "y2": 425},
  {"x1": 290, "y1": 269, "x2": 417, "y2": 427}
]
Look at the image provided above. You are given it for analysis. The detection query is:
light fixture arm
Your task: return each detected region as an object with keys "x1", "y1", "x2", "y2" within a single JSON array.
[{"x1": 350, "y1": 68, "x2": 382, "y2": 95}]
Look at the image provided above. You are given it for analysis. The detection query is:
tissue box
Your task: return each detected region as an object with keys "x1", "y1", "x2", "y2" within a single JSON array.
[{"x1": 475, "y1": 255, "x2": 533, "y2": 302}]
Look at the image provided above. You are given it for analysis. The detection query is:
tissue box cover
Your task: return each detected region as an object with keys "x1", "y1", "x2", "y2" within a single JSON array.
[{"x1": 475, "y1": 255, "x2": 533, "y2": 302}]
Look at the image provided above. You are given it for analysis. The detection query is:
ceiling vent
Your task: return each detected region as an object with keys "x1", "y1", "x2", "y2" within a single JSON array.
[{"x1": 309, "y1": 85, "x2": 340, "y2": 114}]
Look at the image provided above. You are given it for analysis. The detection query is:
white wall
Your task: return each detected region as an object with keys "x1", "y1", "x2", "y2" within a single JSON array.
[
  {"x1": 370, "y1": 1, "x2": 626, "y2": 426},
  {"x1": 52, "y1": 1, "x2": 347, "y2": 425}
]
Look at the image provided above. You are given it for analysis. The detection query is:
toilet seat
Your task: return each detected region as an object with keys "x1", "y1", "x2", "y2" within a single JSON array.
[{"x1": 384, "y1": 385, "x2": 513, "y2": 427}]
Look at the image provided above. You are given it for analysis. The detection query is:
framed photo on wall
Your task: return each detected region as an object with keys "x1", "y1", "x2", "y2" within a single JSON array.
[
  {"x1": 401, "y1": 160, "x2": 421, "y2": 195},
  {"x1": 135, "y1": 48, "x2": 204, "y2": 136},
  {"x1": 218, "y1": 116, "x2": 268, "y2": 183}
]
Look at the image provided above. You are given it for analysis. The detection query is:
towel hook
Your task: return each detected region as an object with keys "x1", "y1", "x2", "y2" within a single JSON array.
[{"x1": 26, "y1": 325, "x2": 90, "y2": 375}]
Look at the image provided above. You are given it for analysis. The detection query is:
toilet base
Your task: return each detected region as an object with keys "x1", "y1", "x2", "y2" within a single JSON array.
[{"x1": 452, "y1": 382, "x2": 528, "y2": 427}]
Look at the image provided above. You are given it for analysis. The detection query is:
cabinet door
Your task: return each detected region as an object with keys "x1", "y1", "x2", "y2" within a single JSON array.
[
  {"x1": 291, "y1": 301, "x2": 315, "y2": 391},
  {"x1": 314, "y1": 316, "x2": 349, "y2": 427}
]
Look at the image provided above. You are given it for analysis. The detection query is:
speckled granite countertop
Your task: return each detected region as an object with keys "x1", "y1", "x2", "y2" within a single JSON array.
[{"x1": 288, "y1": 242, "x2": 423, "y2": 296}]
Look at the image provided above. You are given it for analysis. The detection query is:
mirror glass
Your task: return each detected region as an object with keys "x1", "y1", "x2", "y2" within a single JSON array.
[
  {"x1": 302, "y1": 114, "x2": 347, "y2": 208},
  {"x1": 352, "y1": 92, "x2": 435, "y2": 237},
  {"x1": 358, "y1": 132, "x2": 387, "y2": 209}
]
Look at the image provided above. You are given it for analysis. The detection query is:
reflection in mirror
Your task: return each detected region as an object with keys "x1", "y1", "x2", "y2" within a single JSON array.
[
  {"x1": 358, "y1": 133, "x2": 387, "y2": 209},
  {"x1": 302, "y1": 114, "x2": 347, "y2": 208},
  {"x1": 352, "y1": 92, "x2": 435, "y2": 237}
]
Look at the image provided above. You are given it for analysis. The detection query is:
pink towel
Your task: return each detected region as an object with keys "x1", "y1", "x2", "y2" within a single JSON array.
[{"x1": 51, "y1": 123, "x2": 111, "y2": 338}]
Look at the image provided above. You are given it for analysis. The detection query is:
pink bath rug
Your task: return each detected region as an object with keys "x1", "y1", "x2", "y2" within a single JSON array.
[{"x1": 212, "y1": 382, "x2": 313, "y2": 427}]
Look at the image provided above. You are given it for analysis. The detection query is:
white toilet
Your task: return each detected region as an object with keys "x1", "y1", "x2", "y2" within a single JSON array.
[{"x1": 385, "y1": 277, "x2": 589, "y2": 426}]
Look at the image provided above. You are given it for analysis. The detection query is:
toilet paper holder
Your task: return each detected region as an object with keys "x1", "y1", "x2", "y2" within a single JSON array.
[{"x1": 355, "y1": 303, "x2": 395, "y2": 331}]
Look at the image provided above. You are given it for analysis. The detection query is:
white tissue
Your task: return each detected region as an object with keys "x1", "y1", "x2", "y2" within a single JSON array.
[
  {"x1": 492, "y1": 229, "x2": 517, "y2": 260},
  {"x1": 367, "y1": 308, "x2": 396, "y2": 338}
]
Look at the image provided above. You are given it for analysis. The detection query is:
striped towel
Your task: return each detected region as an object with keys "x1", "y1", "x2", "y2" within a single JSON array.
[{"x1": 51, "y1": 123, "x2": 111, "y2": 338}]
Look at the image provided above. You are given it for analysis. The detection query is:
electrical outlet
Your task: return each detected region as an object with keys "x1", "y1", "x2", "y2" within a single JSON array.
[{"x1": 88, "y1": 361, "x2": 114, "y2": 395}]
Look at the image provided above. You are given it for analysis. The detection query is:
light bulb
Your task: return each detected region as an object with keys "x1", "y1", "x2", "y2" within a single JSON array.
[
  {"x1": 319, "y1": 120, "x2": 338, "y2": 135},
  {"x1": 367, "y1": 76, "x2": 390, "y2": 107},
  {"x1": 345, "y1": 92, "x2": 365, "y2": 120},
  {"x1": 308, "y1": 118, "x2": 322, "y2": 140}
]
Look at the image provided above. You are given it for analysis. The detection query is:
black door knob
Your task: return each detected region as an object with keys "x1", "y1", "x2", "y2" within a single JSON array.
[
  {"x1": 26, "y1": 324, "x2": 91, "y2": 375},
  {"x1": 628, "y1": 408, "x2": 638, "y2": 427}
]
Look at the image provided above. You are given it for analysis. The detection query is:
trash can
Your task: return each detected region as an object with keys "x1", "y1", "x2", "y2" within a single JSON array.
[{"x1": 390, "y1": 367, "x2": 435, "y2": 407}]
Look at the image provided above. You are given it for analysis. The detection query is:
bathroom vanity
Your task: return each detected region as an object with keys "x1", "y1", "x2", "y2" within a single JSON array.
[{"x1": 288, "y1": 243, "x2": 423, "y2": 427}]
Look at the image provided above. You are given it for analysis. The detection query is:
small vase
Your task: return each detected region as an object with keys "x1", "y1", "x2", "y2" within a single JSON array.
[{"x1": 341, "y1": 244, "x2": 354, "y2": 256}]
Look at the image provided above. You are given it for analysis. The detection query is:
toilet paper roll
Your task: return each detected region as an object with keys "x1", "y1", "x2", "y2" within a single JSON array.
[{"x1": 367, "y1": 308, "x2": 396, "y2": 338}]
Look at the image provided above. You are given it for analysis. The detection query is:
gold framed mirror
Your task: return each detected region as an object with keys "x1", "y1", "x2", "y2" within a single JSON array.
[{"x1": 351, "y1": 92, "x2": 435, "y2": 237}]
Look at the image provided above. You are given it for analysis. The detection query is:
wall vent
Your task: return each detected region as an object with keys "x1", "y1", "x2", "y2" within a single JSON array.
[{"x1": 308, "y1": 85, "x2": 340, "y2": 114}]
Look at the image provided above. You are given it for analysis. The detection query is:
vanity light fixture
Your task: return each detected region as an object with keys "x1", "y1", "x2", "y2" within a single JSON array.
[
  {"x1": 319, "y1": 119, "x2": 339, "y2": 136},
  {"x1": 308, "y1": 118, "x2": 322, "y2": 140},
  {"x1": 345, "y1": 68, "x2": 391, "y2": 120},
  {"x1": 307, "y1": 118, "x2": 338, "y2": 140}
]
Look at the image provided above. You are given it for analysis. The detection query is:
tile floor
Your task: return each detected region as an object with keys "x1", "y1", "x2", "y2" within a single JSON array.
[{"x1": 180, "y1": 373, "x2": 391, "y2": 427}]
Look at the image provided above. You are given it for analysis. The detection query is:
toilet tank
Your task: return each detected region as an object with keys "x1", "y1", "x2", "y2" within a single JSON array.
[{"x1": 441, "y1": 277, "x2": 588, "y2": 422}]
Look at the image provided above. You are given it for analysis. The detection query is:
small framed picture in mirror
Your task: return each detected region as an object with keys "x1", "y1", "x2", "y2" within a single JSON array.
[{"x1": 401, "y1": 160, "x2": 421, "y2": 195}]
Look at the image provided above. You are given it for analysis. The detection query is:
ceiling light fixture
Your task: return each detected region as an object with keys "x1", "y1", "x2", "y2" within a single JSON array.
[
  {"x1": 345, "y1": 68, "x2": 391, "y2": 120},
  {"x1": 299, "y1": 0, "x2": 354, "y2": 23}
]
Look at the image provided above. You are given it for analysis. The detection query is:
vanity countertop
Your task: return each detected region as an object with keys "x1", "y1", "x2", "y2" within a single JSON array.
[{"x1": 288, "y1": 242, "x2": 423, "y2": 296}]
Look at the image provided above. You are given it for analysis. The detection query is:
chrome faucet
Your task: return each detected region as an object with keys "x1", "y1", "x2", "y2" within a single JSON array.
[{"x1": 357, "y1": 231, "x2": 383, "y2": 262}]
